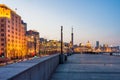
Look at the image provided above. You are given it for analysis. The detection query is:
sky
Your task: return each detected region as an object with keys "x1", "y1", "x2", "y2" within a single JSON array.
[{"x1": 0, "y1": 0, "x2": 120, "y2": 46}]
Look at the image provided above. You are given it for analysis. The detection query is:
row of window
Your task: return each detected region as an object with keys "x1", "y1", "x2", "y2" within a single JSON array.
[
  {"x1": 1, "y1": 17, "x2": 21, "y2": 24},
  {"x1": 1, "y1": 22, "x2": 21, "y2": 28},
  {"x1": 11, "y1": 14, "x2": 21, "y2": 23},
  {"x1": 0, "y1": 39, "x2": 26, "y2": 44},
  {"x1": 1, "y1": 24, "x2": 24, "y2": 30},
  {"x1": 1, "y1": 43, "x2": 4, "y2": 46},
  {"x1": 0, "y1": 42, "x2": 26, "y2": 46},
  {"x1": 0, "y1": 19, "x2": 10, "y2": 23},
  {"x1": 0, "y1": 32, "x2": 25, "y2": 37},
  {"x1": 1, "y1": 19, "x2": 4, "y2": 22},
  {"x1": 1, "y1": 48, "x2": 4, "y2": 50},
  {"x1": 0, "y1": 28, "x2": 24, "y2": 34},
  {"x1": 1, "y1": 29, "x2": 4, "y2": 31},
  {"x1": 0, "y1": 36, "x2": 25, "y2": 41},
  {"x1": 0, "y1": 45, "x2": 26, "y2": 51}
]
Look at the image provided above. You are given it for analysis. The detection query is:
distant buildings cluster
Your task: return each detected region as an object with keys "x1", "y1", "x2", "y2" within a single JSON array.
[
  {"x1": 74, "y1": 41, "x2": 120, "y2": 53},
  {"x1": 94, "y1": 41, "x2": 119, "y2": 53}
]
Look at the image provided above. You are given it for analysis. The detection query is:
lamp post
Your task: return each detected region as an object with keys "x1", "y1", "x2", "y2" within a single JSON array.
[
  {"x1": 34, "y1": 36, "x2": 37, "y2": 56},
  {"x1": 59, "y1": 26, "x2": 66, "y2": 64},
  {"x1": 61, "y1": 26, "x2": 63, "y2": 55},
  {"x1": 71, "y1": 27, "x2": 74, "y2": 53}
]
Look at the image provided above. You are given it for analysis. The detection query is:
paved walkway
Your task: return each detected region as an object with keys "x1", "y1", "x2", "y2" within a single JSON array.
[{"x1": 50, "y1": 54, "x2": 120, "y2": 80}]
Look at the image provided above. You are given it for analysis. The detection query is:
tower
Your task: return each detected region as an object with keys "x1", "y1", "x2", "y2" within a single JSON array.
[{"x1": 96, "y1": 41, "x2": 99, "y2": 48}]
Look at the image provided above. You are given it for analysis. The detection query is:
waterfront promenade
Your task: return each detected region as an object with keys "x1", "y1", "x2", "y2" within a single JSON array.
[{"x1": 51, "y1": 54, "x2": 120, "y2": 80}]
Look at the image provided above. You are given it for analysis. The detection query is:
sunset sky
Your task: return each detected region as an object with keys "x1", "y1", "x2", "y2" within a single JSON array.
[{"x1": 0, "y1": 0, "x2": 120, "y2": 46}]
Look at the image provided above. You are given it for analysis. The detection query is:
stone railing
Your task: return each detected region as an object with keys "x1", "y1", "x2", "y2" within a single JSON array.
[{"x1": 0, "y1": 54, "x2": 59, "y2": 80}]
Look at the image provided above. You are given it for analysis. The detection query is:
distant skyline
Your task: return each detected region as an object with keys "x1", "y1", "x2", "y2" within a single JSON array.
[{"x1": 0, "y1": 0, "x2": 120, "y2": 46}]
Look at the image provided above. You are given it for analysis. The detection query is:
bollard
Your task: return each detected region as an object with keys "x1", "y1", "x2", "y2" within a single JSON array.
[
  {"x1": 110, "y1": 53, "x2": 113, "y2": 56},
  {"x1": 59, "y1": 54, "x2": 65, "y2": 64},
  {"x1": 65, "y1": 54, "x2": 67, "y2": 61}
]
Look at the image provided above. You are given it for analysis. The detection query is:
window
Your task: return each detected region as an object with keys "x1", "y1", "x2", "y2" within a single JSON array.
[
  {"x1": 1, "y1": 24, "x2": 4, "y2": 27},
  {"x1": 8, "y1": 30, "x2": 10, "y2": 32},
  {"x1": 1, "y1": 34, "x2": 4, "y2": 36},
  {"x1": 1, "y1": 29, "x2": 4, "y2": 31},
  {"x1": 8, "y1": 20, "x2": 10, "y2": 23},
  {"x1": 1, "y1": 19, "x2": 4, "y2": 22},
  {"x1": 1, "y1": 43, "x2": 4, "y2": 46},
  {"x1": 12, "y1": 27, "x2": 14, "y2": 29},
  {"x1": 8, "y1": 25, "x2": 10, "y2": 28},
  {"x1": 1, "y1": 48, "x2": 4, "y2": 50},
  {"x1": 8, "y1": 34, "x2": 10, "y2": 37},
  {"x1": 8, "y1": 44, "x2": 10, "y2": 46},
  {"x1": 1, "y1": 38, "x2": 4, "y2": 41},
  {"x1": 8, "y1": 39, "x2": 10, "y2": 41}
]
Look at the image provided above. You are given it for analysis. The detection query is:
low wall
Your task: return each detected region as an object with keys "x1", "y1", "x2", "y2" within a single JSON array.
[{"x1": 0, "y1": 54, "x2": 59, "y2": 80}]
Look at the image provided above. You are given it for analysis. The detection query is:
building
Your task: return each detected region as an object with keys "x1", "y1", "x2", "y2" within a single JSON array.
[
  {"x1": 39, "y1": 39, "x2": 70, "y2": 54},
  {"x1": 40, "y1": 38, "x2": 47, "y2": 43},
  {"x1": 86, "y1": 41, "x2": 92, "y2": 48},
  {"x1": 74, "y1": 41, "x2": 93, "y2": 53},
  {"x1": 111, "y1": 46, "x2": 119, "y2": 52},
  {"x1": 0, "y1": 4, "x2": 27, "y2": 59},
  {"x1": 40, "y1": 39, "x2": 61, "y2": 55},
  {"x1": 96, "y1": 41, "x2": 99, "y2": 48},
  {"x1": 26, "y1": 30, "x2": 40, "y2": 56}
]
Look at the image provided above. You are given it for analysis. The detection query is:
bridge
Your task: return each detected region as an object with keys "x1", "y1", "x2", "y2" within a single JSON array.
[{"x1": 0, "y1": 53, "x2": 120, "y2": 80}]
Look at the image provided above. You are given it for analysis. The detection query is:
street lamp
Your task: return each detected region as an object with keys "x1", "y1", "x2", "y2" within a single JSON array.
[
  {"x1": 61, "y1": 26, "x2": 63, "y2": 54},
  {"x1": 59, "y1": 26, "x2": 66, "y2": 64},
  {"x1": 34, "y1": 36, "x2": 37, "y2": 56}
]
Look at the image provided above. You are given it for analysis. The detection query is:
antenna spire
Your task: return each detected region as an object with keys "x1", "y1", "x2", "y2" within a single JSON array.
[{"x1": 72, "y1": 27, "x2": 73, "y2": 33}]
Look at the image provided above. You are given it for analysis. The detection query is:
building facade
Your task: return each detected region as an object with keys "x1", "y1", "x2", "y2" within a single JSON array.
[
  {"x1": 0, "y1": 4, "x2": 27, "y2": 59},
  {"x1": 26, "y1": 30, "x2": 40, "y2": 56},
  {"x1": 74, "y1": 41, "x2": 93, "y2": 53},
  {"x1": 96, "y1": 41, "x2": 99, "y2": 48}
]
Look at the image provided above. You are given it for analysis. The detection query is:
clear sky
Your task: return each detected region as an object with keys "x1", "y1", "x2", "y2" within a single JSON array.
[{"x1": 0, "y1": 0, "x2": 120, "y2": 46}]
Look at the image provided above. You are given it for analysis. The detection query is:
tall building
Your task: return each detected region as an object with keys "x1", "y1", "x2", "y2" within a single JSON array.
[
  {"x1": 26, "y1": 30, "x2": 40, "y2": 56},
  {"x1": 0, "y1": 4, "x2": 27, "y2": 59},
  {"x1": 96, "y1": 41, "x2": 99, "y2": 48},
  {"x1": 86, "y1": 41, "x2": 92, "y2": 48}
]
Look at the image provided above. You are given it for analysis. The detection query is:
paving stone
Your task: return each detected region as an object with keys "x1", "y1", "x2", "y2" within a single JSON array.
[{"x1": 50, "y1": 54, "x2": 120, "y2": 80}]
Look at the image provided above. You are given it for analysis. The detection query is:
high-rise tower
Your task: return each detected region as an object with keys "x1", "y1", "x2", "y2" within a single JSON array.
[{"x1": 96, "y1": 41, "x2": 99, "y2": 48}]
